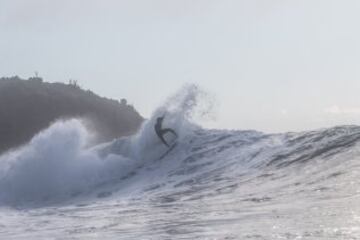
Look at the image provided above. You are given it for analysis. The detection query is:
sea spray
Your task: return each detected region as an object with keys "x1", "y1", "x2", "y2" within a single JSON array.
[
  {"x1": 121, "y1": 84, "x2": 214, "y2": 161},
  {"x1": 0, "y1": 120, "x2": 134, "y2": 205}
]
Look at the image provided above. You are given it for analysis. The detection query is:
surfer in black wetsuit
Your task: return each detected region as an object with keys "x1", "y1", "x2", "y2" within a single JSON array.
[{"x1": 154, "y1": 116, "x2": 177, "y2": 147}]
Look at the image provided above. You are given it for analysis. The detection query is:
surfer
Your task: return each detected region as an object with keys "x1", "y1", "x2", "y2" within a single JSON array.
[{"x1": 154, "y1": 115, "x2": 177, "y2": 147}]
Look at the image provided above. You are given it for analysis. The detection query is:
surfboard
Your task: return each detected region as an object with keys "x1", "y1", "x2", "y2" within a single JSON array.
[{"x1": 159, "y1": 142, "x2": 177, "y2": 160}]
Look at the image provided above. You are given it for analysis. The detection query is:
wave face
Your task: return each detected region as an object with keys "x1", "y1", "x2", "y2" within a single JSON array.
[{"x1": 1, "y1": 86, "x2": 360, "y2": 239}]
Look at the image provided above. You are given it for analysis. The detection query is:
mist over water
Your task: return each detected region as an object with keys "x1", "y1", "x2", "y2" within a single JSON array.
[{"x1": 1, "y1": 85, "x2": 360, "y2": 239}]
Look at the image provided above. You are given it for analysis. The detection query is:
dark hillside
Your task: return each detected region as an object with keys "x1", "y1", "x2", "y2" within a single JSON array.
[{"x1": 0, "y1": 76, "x2": 144, "y2": 153}]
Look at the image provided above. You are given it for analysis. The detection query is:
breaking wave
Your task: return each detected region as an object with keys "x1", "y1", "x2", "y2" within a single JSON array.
[{"x1": 1, "y1": 84, "x2": 360, "y2": 212}]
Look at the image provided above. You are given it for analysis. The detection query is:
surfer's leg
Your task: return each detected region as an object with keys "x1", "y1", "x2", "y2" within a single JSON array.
[
  {"x1": 162, "y1": 128, "x2": 178, "y2": 137},
  {"x1": 159, "y1": 134, "x2": 170, "y2": 147}
]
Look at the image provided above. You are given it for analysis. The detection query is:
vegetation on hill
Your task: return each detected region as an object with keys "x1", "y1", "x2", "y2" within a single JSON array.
[{"x1": 0, "y1": 76, "x2": 144, "y2": 153}]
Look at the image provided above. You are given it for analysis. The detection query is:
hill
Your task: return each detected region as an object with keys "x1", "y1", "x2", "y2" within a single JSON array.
[{"x1": 0, "y1": 76, "x2": 144, "y2": 153}]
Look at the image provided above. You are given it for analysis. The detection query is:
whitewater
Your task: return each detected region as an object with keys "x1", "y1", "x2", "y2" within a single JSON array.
[{"x1": 1, "y1": 86, "x2": 360, "y2": 239}]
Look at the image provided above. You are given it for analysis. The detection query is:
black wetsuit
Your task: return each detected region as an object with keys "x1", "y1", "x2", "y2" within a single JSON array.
[{"x1": 154, "y1": 116, "x2": 177, "y2": 147}]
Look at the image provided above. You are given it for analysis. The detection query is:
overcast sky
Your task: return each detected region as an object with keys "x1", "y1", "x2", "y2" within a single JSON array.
[{"x1": 1, "y1": 0, "x2": 360, "y2": 133}]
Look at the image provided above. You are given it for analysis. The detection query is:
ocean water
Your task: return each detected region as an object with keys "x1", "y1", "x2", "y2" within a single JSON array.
[{"x1": 1, "y1": 87, "x2": 360, "y2": 239}]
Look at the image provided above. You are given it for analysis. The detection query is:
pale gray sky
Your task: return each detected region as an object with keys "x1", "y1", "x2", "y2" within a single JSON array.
[{"x1": 1, "y1": 0, "x2": 360, "y2": 133}]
